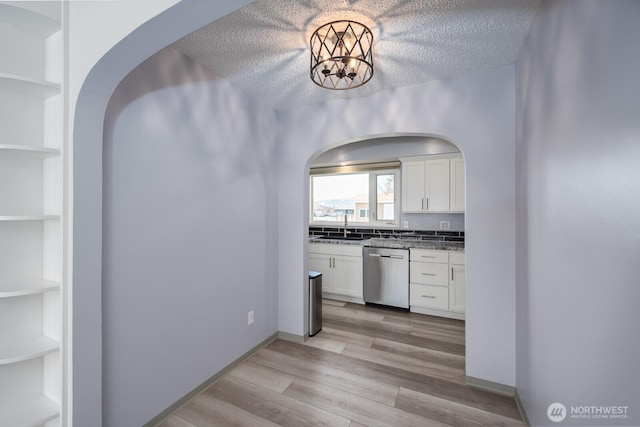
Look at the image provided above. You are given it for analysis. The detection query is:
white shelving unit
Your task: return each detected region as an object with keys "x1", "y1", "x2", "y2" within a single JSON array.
[
  {"x1": 0, "y1": 73, "x2": 61, "y2": 98},
  {"x1": 0, "y1": 395, "x2": 60, "y2": 427},
  {"x1": 0, "y1": 335, "x2": 60, "y2": 365},
  {"x1": 0, "y1": 1, "x2": 65, "y2": 426},
  {"x1": 0, "y1": 144, "x2": 60, "y2": 158},
  {"x1": 0, "y1": 280, "x2": 60, "y2": 298}
]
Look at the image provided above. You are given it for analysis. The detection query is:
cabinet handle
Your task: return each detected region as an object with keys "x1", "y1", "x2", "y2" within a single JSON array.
[
  {"x1": 421, "y1": 273, "x2": 436, "y2": 276},
  {"x1": 332, "y1": 257, "x2": 335, "y2": 268},
  {"x1": 426, "y1": 197, "x2": 429, "y2": 210},
  {"x1": 421, "y1": 295, "x2": 436, "y2": 299},
  {"x1": 421, "y1": 255, "x2": 436, "y2": 259},
  {"x1": 451, "y1": 267, "x2": 454, "y2": 280},
  {"x1": 421, "y1": 198, "x2": 424, "y2": 210}
]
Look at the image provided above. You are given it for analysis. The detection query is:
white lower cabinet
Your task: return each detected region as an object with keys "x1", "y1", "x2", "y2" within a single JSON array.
[
  {"x1": 409, "y1": 248, "x2": 465, "y2": 319},
  {"x1": 410, "y1": 261, "x2": 449, "y2": 287},
  {"x1": 410, "y1": 283, "x2": 449, "y2": 310},
  {"x1": 308, "y1": 253, "x2": 334, "y2": 292},
  {"x1": 449, "y1": 253, "x2": 466, "y2": 313},
  {"x1": 308, "y1": 244, "x2": 363, "y2": 302}
]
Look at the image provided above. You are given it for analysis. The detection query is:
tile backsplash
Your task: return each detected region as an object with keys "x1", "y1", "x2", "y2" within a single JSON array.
[{"x1": 309, "y1": 227, "x2": 464, "y2": 242}]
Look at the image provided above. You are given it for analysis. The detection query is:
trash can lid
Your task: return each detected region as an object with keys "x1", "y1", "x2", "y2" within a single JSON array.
[{"x1": 309, "y1": 271, "x2": 322, "y2": 279}]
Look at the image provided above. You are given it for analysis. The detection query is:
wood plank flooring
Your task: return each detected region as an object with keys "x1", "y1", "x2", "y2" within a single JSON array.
[{"x1": 159, "y1": 301, "x2": 524, "y2": 427}]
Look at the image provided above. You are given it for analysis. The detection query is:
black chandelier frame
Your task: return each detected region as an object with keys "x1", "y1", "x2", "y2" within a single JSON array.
[{"x1": 310, "y1": 20, "x2": 374, "y2": 90}]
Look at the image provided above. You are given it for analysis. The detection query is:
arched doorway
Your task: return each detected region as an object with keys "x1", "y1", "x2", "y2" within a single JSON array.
[
  {"x1": 302, "y1": 134, "x2": 466, "y2": 335},
  {"x1": 71, "y1": 2, "x2": 252, "y2": 425}
]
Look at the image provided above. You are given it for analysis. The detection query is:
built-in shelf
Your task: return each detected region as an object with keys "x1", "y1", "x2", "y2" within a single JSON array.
[
  {"x1": 0, "y1": 215, "x2": 60, "y2": 221},
  {"x1": 1, "y1": 0, "x2": 64, "y2": 420},
  {"x1": 0, "y1": 73, "x2": 60, "y2": 99},
  {"x1": 0, "y1": 144, "x2": 60, "y2": 158},
  {"x1": 0, "y1": 395, "x2": 59, "y2": 427},
  {"x1": 0, "y1": 2, "x2": 60, "y2": 37},
  {"x1": 0, "y1": 280, "x2": 60, "y2": 298},
  {"x1": 0, "y1": 335, "x2": 59, "y2": 365}
]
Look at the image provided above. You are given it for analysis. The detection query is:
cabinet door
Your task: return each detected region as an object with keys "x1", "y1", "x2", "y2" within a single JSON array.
[
  {"x1": 449, "y1": 264, "x2": 466, "y2": 313},
  {"x1": 449, "y1": 157, "x2": 465, "y2": 212},
  {"x1": 425, "y1": 159, "x2": 450, "y2": 211},
  {"x1": 401, "y1": 161, "x2": 426, "y2": 212},
  {"x1": 309, "y1": 253, "x2": 333, "y2": 292},
  {"x1": 332, "y1": 255, "x2": 363, "y2": 298}
]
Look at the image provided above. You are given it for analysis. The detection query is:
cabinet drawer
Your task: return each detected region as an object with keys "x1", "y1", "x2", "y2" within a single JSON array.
[
  {"x1": 449, "y1": 251, "x2": 465, "y2": 265},
  {"x1": 410, "y1": 262, "x2": 449, "y2": 286},
  {"x1": 410, "y1": 249, "x2": 448, "y2": 263},
  {"x1": 410, "y1": 284, "x2": 448, "y2": 310},
  {"x1": 309, "y1": 243, "x2": 362, "y2": 257}
]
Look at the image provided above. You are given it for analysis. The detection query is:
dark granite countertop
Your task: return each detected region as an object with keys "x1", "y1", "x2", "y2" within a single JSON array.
[{"x1": 308, "y1": 236, "x2": 464, "y2": 251}]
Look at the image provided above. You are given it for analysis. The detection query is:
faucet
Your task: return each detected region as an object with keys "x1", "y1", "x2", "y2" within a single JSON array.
[{"x1": 343, "y1": 214, "x2": 349, "y2": 238}]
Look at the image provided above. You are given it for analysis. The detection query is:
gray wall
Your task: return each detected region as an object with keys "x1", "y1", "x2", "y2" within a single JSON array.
[
  {"x1": 71, "y1": 3, "x2": 253, "y2": 424},
  {"x1": 312, "y1": 135, "x2": 465, "y2": 231},
  {"x1": 277, "y1": 65, "x2": 518, "y2": 386},
  {"x1": 102, "y1": 47, "x2": 278, "y2": 426},
  {"x1": 516, "y1": 1, "x2": 640, "y2": 425}
]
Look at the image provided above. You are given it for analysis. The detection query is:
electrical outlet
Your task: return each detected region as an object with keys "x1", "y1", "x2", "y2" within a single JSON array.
[
  {"x1": 403, "y1": 220, "x2": 409, "y2": 229},
  {"x1": 248, "y1": 310, "x2": 254, "y2": 325},
  {"x1": 439, "y1": 220, "x2": 451, "y2": 230}
]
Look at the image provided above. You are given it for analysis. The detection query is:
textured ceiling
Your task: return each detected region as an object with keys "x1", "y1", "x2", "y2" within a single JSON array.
[{"x1": 172, "y1": 0, "x2": 540, "y2": 110}]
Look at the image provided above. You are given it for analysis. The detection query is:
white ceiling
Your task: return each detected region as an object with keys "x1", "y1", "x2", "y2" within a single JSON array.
[{"x1": 172, "y1": 0, "x2": 540, "y2": 110}]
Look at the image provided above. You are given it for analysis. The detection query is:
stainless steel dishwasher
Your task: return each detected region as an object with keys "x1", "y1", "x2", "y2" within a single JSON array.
[{"x1": 363, "y1": 247, "x2": 409, "y2": 309}]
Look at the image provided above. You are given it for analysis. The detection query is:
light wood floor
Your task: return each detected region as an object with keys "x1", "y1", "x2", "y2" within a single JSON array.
[{"x1": 159, "y1": 300, "x2": 524, "y2": 427}]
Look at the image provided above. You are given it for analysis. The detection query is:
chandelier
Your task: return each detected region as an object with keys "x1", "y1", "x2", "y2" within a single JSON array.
[{"x1": 310, "y1": 20, "x2": 374, "y2": 90}]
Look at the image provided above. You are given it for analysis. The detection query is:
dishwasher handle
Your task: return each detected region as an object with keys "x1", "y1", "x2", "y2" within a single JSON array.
[{"x1": 367, "y1": 253, "x2": 405, "y2": 259}]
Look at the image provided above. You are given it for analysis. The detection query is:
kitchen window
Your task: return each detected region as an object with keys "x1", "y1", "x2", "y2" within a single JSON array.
[{"x1": 310, "y1": 163, "x2": 399, "y2": 227}]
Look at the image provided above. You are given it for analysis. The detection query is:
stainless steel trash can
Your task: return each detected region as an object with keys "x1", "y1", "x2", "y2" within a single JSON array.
[{"x1": 309, "y1": 271, "x2": 322, "y2": 336}]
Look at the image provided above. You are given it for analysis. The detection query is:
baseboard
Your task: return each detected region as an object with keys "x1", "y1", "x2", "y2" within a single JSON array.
[
  {"x1": 143, "y1": 332, "x2": 279, "y2": 427},
  {"x1": 465, "y1": 375, "x2": 515, "y2": 397},
  {"x1": 278, "y1": 331, "x2": 308, "y2": 343},
  {"x1": 514, "y1": 388, "x2": 531, "y2": 427},
  {"x1": 410, "y1": 306, "x2": 465, "y2": 320},
  {"x1": 322, "y1": 293, "x2": 364, "y2": 305}
]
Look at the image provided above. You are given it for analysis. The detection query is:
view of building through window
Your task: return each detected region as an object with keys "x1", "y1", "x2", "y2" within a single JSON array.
[
  {"x1": 377, "y1": 174, "x2": 395, "y2": 221},
  {"x1": 311, "y1": 171, "x2": 397, "y2": 225}
]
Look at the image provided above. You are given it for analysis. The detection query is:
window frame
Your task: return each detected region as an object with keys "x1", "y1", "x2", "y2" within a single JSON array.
[{"x1": 309, "y1": 166, "x2": 400, "y2": 228}]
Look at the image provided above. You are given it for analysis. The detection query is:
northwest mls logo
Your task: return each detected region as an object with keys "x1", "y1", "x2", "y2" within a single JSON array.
[{"x1": 548, "y1": 402, "x2": 567, "y2": 422}]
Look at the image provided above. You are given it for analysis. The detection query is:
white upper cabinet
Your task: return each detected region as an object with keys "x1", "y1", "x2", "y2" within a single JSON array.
[
  {"x1": 449, "y1": 156, "x2": 465, "y2": 212},
  {"x1": 401, "y1": 160, "x2": 426, "y2": 212},
  {"x1": 401, "y1": 155, "x2": 464, "y2": 213},
  {"x1": 426, "y1": 158, "x2": 450, "y2": 212}
]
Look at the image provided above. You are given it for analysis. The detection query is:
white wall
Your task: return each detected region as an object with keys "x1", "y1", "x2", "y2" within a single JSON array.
[
  {"x1": 68, "y1": 0, "x2": 180, "y2": 108},
  {"x1": 515, "y1": 1, "x2": 640, "y2": 425},
  {"x1": 101, "y1": 46, "x2": 278, "y2": 427},
  {"x1": 70, "y1": 2, "x2": 252, "y2": 425},
  {"x1": 277, "y1": 65, "x2": 518, "y2": 386}
]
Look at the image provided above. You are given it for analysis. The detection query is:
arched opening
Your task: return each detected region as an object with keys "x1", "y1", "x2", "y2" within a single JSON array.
[
  {"x1": 71, "y1": 2, "x2": 253, "y2": 425},
  {"x1": 301, "y1": 133, "x2": 467, "y2": 346},
  {"x1": 72, "y1": 4, "x2": 519, "y2": 425}
]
